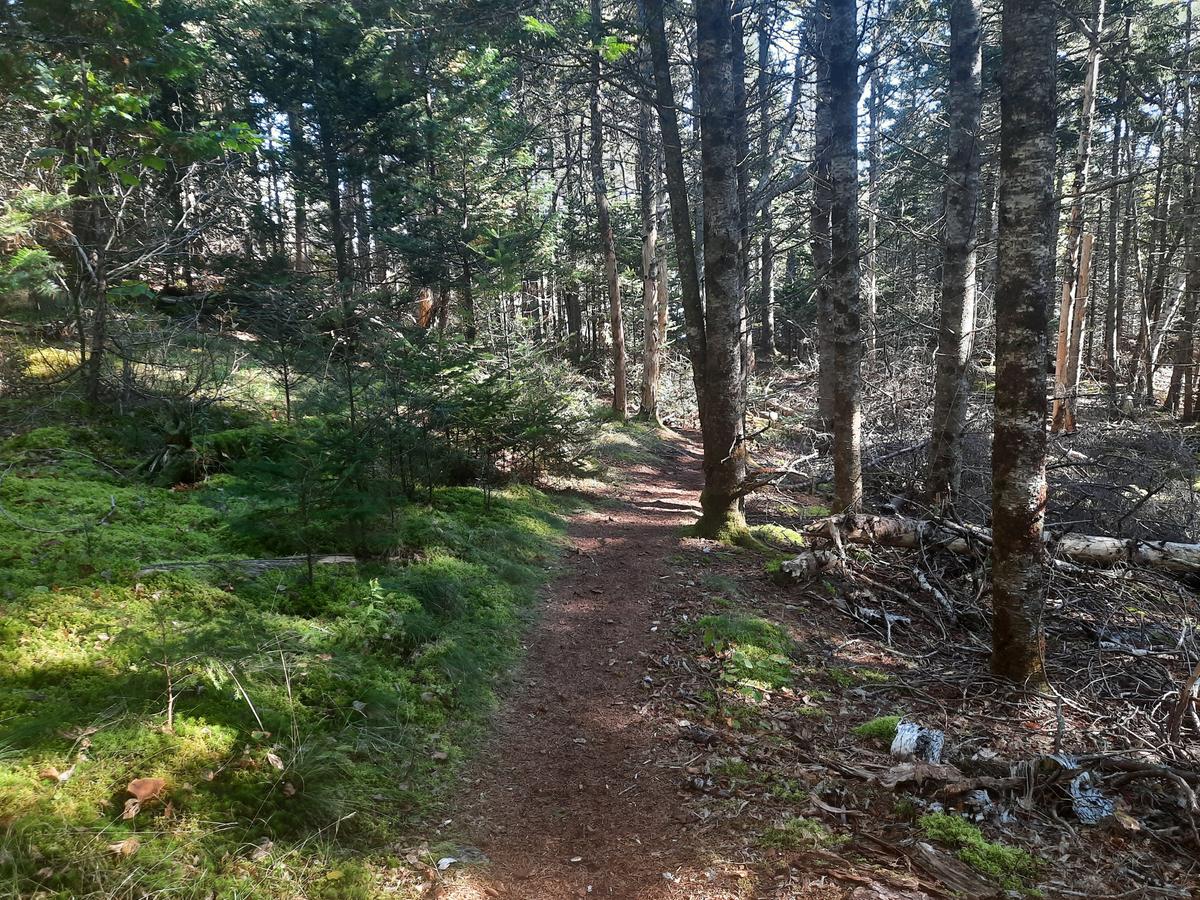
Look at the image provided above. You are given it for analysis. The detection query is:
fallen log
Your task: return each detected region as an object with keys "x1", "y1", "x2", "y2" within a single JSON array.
[
  {"x1": 138, "y1": 555, "x2": 358, "y2": 577},
  {"x1": 799, "y1": 514, "x2": 1200, "y2": 574}
]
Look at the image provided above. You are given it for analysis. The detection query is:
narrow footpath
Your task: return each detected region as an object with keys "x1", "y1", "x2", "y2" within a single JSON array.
[{"x1": 440, "y1": 434, "x2": 743, "y2": 900}]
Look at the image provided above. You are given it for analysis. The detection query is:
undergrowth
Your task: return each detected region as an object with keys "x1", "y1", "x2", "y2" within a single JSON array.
[
  {"x1": 0, "y1": 404, "x2": 573, "y2": 898},
  {"x1": 919, "y1": 812, "x2": 1041, "y2": 891},
  {"x1": 698, "y1": 613, "x2": 794, "y2": 698}
]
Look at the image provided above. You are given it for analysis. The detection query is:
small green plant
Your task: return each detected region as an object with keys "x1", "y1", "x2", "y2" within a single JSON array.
[
  {"x1": 714, "y1": 757, "x2": 750, "y2": 779},
  {"x1": 853, "y1": 715, "x2": 901, "y2": 744},
  {"x1": 759, "y1": 816, "x2": 843, "y2": 851},
  {"x1": 893, "y1": 797, "x2": 918, "y2": 820},
  {"x1": 919, "y1": 813, "x2": 1040, "y2": 891},
  {"x1": 768, "y1": 777, "x2": 808, "y2": 803},
  {"x1": 698, "y1": 614, "x2": 794, "y2": 696}
]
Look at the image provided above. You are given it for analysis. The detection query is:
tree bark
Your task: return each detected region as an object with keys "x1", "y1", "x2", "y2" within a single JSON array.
[
  {"x1": 642, "y1": 0, "x2": 708, "y2": 417},
  {"x1": 693, "y1": 0, "x2": 748, "y2": 536},
  {"x1": 864, "y1": 23, "x2": 883, "y2": 360},
  {"x1": 638, "y1": 78, "x2": 664, "y2": 422},
  {"x1": 809, "y1": 1, "x2": 835, "y2": 426},
  {"x1": 1051, "y1": 0, "x2": 1106, "y2": 432},
  {"x1": 828, "y1": 0, "x2": 863, "y2": 512},
  {"x1": 926, "y1": 0, "x2": 982, "y2": 506},
  {"x1": 756, "y1": 13, "x2": 776, "y2": 358},
  {"x1": 590, "y1": 0, "x2": 628, "y2": 420},
  {"x1": 990, "y1": 0, "x2": 1057, "y2": 686},
  {"x1": 1103, "y1": 57, "x2": 1126, "y2": 402}
]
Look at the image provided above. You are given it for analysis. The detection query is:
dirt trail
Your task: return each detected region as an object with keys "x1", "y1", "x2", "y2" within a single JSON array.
[{"x1": 440, "y1": 435, "x2": 738, "y2": 900}]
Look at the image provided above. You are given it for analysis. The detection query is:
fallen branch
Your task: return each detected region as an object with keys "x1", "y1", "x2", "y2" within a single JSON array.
[
  {"x1": 800, "y1": 514, "x2": 1200, "y2": 575},
  {"x1": 138, "y1": 555, "x2": 358, "y2": 577}
]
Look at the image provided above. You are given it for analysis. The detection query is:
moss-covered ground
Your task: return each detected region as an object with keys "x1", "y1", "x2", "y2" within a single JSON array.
[{"x1": 0, "y1": 402, "x2": 575, "y2": 898}]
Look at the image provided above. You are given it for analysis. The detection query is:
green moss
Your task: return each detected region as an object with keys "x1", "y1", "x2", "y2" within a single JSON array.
[
  {"x1": 749, "y1": 523, "x2": 806, "y2": 551},
  {"x1": 698, "y1": 614, "x2": 793, "y2": 698},
  {"x1": 919, "y1": 813, "x2": 1041, "y2": 891},
  {"x1": 852, "y1": 715, "x2": 901, "y2": 744},
  {"x1": 759, "y1": 816, "x2": 843, "y2": 851},
  {"x1": 699, "y1": 614, "x2": 792, "y2": 656},
  {"x1": 768, "y1": 777, "x2": 808, "y2": 803},
  {"x1": 0, "y1": 417, "x2": 571, "y2": 898},
  {"x1": 714, "y1": 757, "x2": 751, "y2": 779}
]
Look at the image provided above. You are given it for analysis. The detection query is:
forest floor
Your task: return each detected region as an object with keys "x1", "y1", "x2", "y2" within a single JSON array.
[
  {"x1": 427, "y1": 425, "x2": 1200, "y2": 900},
  {"x1": 436, "y1": 430, "x2": 739, "y2": 900}
]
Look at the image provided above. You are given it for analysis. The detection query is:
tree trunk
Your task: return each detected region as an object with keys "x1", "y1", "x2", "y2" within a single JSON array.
[
  {"x1": 1181, "y1": 166, "x2": 1200, "y2": 418},
  {"x1": 1103, "y1": 57, "x2": 1126, "y2": 402},
  {"x1": 590, "y1": 0, "x2": 628, "y2": 420},
  {"x1": 828, "y1": 0, "x2": 863, "y2": 512},
  {"x1": 287, "y1": 108, "x2": 309, "y2": 272},
  {"x1": 1050, "y1": 0, "x2": 1105, "y2": 432},
  {"x1": 864, "y1": 23, "x2": 883, "y2": 359},
  {"x1": 638, "y1": 82, "x2": 664, "y2": 422},
  {"x1": 693, "y1": 0, "x2": 748, "y2": 537},
  {"x1": 926, "y1": 0, "x2": 982, "y2": 507},
  {"x1": 809, "y1": 2, "x2": 835, "y2": 426},
  {"x1": 732, "y1": 0, "x2": 753, "y2": 381},
  {"x1": 316, "y1": 107, "x2": 350, "y2": 285},
  {"x1": 756, "y1": 14, "x2": 776, "y2": 359},
  {"x1": 642, "y1": 0, "x2": 708, "y2": 417},
  {"x1": 990, "y1": 0, "x2": 1057, "y2": 686}
]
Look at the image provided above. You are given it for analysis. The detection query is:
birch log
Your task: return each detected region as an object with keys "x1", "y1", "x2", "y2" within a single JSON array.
[{"x1": 799, "y1": 514, "x2": 1200, "y2": 574}]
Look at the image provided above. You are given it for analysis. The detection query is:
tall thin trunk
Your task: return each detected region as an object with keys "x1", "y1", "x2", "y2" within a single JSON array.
[
  {"x1": 353, "y1": 173, "x2": 372, "y2": 285},
  {"x1": 460, "y1": 248, "x2": 476, "y2": 343},
  {"x1": 1104, "y1": 49, "x2": 1127, "y2": 401},
  {"x1": 864, "y1": 23, "x2": 883, "y2": 359},
  {"x1": 316, "y1": 108, "x2": 350, "y2": 284},
  {"x1": 732, "y1": 0, "x2": 752, "y2": 379},
  {"x1": 287, "y1": 109, "x2": 309, "y2": 272},
  {"x1": 927, "y1": 0, "x2": 982, "y2": 506},
  {"x1": 1050, "y1": 0, "x2": 1105, "y2": 432},
  {"x1": 828, "y1": 0, "x2": 863, "y2": 512},
  {"x1": 638, "y1": 81, "x2": 664, "y2": 422},
  {"x1": 756, "y1": 14, "x2": 776, "y2": 358},
  {"x1": 810, "y1": 2, "x2": 835, "y2": 426},
  {"x1": 990, "y1": 0, "x2": 1057, "y2": 687},
  {"x1": 642, "y1": 0, "x2": 708, "y2": 415},
  {"x1": 590, "y1": 0, "x2": 628, "y2": 419},
  {"x1": 693, "y1": 0, "x2": 748, "y2": 536}
]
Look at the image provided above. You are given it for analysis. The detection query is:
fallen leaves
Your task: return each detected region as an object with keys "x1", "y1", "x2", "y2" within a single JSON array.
[
  {"x1": 123, "y1": 777, "x2": 167, "y2": 818},
  {"x1": 127, "y1": 777, "x2": 166, "y2": 802},
  {"x1": 108, "y1": 837, "x2": 140, "y2": 857}
]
